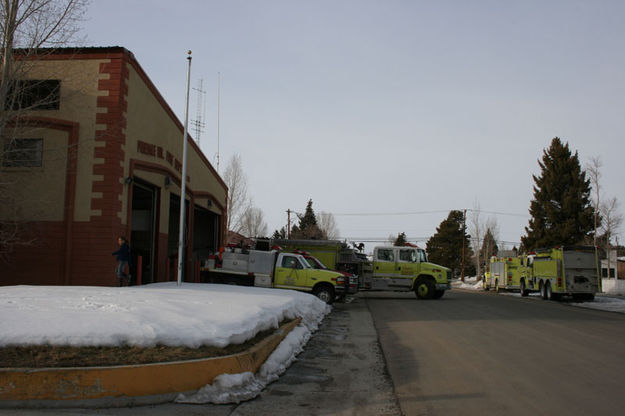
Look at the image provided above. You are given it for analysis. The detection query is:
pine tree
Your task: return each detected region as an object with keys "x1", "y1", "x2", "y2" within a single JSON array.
[
  {"x1": 426, "y1": 211, "x2": 474, "y2": 275},
  {"x1": 291, "y1": 199, "x2": 324, "y2": 239},
  {"x1": 521, "y1": 138, "x2": 595, "y2": 250},
  {"x1": 272, "y1": 227, "x2": 287, "y2": 239},
  {"x1": 394, "y1": 232, "x2": 407, "y2": 246}
]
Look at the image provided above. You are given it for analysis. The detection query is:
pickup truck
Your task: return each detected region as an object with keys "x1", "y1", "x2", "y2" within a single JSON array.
[{"x1": 201, "y1": 248, "x2": 348, "y2": 304}]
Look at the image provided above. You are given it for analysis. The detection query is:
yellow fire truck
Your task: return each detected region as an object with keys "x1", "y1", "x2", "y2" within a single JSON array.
[{"x1": 521, "y1": 246, "x2": 599, "y2": 301}]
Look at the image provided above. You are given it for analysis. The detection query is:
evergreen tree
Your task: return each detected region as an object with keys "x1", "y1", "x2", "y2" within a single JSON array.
[
  {"x1": 426, "y1": 211, "x2": 474, "y2": 275},
  {"x1": 521, "y1": 138, "x2": 595, "y2": 250},
  {"x1": 393, "y1": 232, "x2": 407, "y2": 246},
  {"x1": 291, "y1": 199, "x2": 324, "y2": 239},
  {"x1": 272, "y1": 227, "x2": 287, "y2": 239}
]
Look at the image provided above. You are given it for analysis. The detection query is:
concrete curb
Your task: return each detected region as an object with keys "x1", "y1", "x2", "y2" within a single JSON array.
[{"x1": 0, "y1": 318, "x2": 302, "y2": 408}]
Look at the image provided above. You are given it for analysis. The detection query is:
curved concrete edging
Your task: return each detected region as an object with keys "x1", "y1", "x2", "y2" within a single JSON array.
[{"x1": 0, "y1": 318, "x2": 302, "y2": 408}]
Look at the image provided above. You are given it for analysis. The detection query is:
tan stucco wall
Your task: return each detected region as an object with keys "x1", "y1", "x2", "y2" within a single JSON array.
[
  {"x1": 0, "y1": 129, "x2": 68, "y2": 221},
  {"x1": 16, "y1": 58, "x2": 111, "y2": 222},
  {"x1": 124, "y1": 63, "x2": 227, "y2": 232}
]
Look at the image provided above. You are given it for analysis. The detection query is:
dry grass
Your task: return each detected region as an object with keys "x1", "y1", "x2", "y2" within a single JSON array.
[{"x1": 0, "y1": 326, "x2": 279, "y2": 368}]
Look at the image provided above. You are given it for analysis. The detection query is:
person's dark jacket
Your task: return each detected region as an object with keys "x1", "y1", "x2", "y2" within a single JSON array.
[{"x1": 112, "y1": 243, "x2": 131, "y2": 262}]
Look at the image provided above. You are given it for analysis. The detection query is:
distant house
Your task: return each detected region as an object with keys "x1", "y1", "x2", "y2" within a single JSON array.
[
  {"x1": 227, "y1": 231, "x2": 254, "y2": 248},
  {"x1": 1, "y1": 47, "x2": 227, "y2": 286},
  {"x1": 601, "y1": 251, "x2": 625, "y2": 279}
]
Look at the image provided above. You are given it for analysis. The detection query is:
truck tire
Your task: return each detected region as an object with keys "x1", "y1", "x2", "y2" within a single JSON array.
[
  {"x1": 520, "y1": 280, "x2": 529, "y2": 297},
  {"x1": 432, "y1": 290, "x2": 445, "y2": 299},
  {"x1": 540, "y1": 281, "x2": 547, "y2": 300},
  {"x1": 415, "y1": 279, "x2": 435, "y2": 300},
  {"x1": 545, "y1": 282, "x2": 560, "y2": 301},
  {"x1": 313, "y1": 284, "x2": 335, "y2": 304}
]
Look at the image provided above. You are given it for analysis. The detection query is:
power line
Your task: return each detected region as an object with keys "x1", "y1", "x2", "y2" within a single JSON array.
[
  {"x1": 333, "y1": 210, "x2": 449, "y2": 217},
  {"x1": 342, "y1": 237, "x2": 522, "y2": 246},
  {"x1": 333, "y1": 209, "x2": 528, "y2": 218}
]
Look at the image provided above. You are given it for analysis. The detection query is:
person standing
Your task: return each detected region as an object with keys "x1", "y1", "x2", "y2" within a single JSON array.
[{"x1": 112, "y1": 236, "x2": 131, "y2": 286}]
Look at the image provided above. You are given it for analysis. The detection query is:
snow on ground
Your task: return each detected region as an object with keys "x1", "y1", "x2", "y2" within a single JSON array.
[
  {"x1": 452, "y1": 277, "x2": 625, "y2": 314},
  {"x1": 0, "y1": 282, "x2": 330, "y2": 404}
]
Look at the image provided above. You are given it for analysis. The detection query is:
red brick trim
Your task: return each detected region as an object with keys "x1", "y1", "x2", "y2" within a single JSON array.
[{"x1": 93, "y1": 50, "x2": 128, "y2": 236}]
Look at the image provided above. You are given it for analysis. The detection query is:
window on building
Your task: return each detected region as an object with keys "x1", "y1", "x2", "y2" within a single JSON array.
[
  {"x1": 6, "y1": 80, "x2": 61, "y2": 110},
  {"x1": 2, "y1": 138, "x2": 43, "y2": 167}
]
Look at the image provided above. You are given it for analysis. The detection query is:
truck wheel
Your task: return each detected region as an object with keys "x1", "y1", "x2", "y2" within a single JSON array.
[
  {"x1": 432, "y1": 290, "x2": 445, "y2": 299},
  {"x1": 520, "y1": 280, "x2": 528, "y2": 297},
  {"x1": 313, "y1": 285, "x2": 335, "y2": 304},
  {"x1": 540, "y1": 282, "x2": 547, "y2": 300},
  {"x1": 415, "y1": 279, "x2": 434, "y2": 299},
  {"x1": 545, "y1": 282, "x2": 554, "y2": 300}
]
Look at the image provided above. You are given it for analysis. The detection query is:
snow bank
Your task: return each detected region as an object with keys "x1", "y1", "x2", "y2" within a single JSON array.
[
  {"x1": 569, "y1": 296, "x2": 625, "y2": 313},
  {"x1": 0, "y1": 283, "x2": 330, "y2": 348},
  {"x1": 176, "y1": 325, "x2": 312, "y2": 404},
  {"x1": 452, "y1": 277, "x2": 484, "y2": 290}
]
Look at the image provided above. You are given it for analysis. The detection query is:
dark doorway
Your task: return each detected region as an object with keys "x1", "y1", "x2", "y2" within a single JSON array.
[
  {"x1": 131, "y1": 181, "x2": 157, "y2": 284},
  {"x1": 193, "y1": 205, "x2": 220, "y2": 263}
]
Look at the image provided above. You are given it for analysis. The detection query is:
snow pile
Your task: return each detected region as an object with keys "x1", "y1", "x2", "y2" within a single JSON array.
[
  {"x1": 452, "y1": 277, "x2": 483, "y2": 290},
  {"x1": 0, "y1": 283, "x2": 329, "y2": 348},
  {"x1": 0, "y1": 282, "x2": 330, "y2": 404},
  {"x1": 176, "y1": 325, "x2": 311, "y2": 404},
  {"x1": 569, "y1": 296, "x2": 625, "y2": 313}
]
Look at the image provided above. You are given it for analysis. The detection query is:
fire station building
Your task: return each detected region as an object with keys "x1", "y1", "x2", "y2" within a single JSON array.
[{"x1": 1, "y1": 47, "x2": 227, "y2": 286}]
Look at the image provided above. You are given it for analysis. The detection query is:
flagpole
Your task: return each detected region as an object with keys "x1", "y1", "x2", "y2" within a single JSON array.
[{"x1": 177, "y1": 51, "x2": 192, "y2": 286}]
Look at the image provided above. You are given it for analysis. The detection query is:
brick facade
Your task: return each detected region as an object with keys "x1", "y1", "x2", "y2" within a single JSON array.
[{"x1": 1, "y1": 47, "x2": 227, "y2": 287}]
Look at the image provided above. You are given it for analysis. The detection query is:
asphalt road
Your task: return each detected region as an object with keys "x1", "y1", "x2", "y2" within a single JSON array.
[{"x1": 365, "y1": 289, "x2": 625, "y2": 416}]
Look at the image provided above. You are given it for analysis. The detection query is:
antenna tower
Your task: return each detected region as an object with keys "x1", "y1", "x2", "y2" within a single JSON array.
[
  {"x1": 215, "y1": 72, "x2": 221, "y2": 172},
  {"x1": 191, "y1": 78, "x2": 206, "y2": 145}
]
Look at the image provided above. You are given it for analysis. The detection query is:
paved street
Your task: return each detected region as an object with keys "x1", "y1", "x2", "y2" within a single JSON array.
[{"x1": 366, "y1": 289, "x2": 625, "y2": 416}]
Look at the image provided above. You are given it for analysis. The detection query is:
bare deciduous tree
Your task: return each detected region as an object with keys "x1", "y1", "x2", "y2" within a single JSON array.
[
  {"x1": 600, "y1": 197, "x2": 623, "y2": 278},
  {"x1": 1, "y1": 0, "x2": 87, "y2": 135},
  {"x1": 0, "y1": 0, "x2": 88, "y2": 259},
  {"x1": 222, "y1": 154, "x2": 251, "y2": 234},
  {"x1": 469, "y1": 204, "x2": 500, "y2": 280},
  {"x1": 585, "y1": 156, "x2": 603, "y2": 247},
  {"x1": 240, "y1": 206, "x2": 268, "y2": 238},
  {"x1": 317, "y1": 211, "x2": 339, "y2": 240},
  {"x1": 469, "y1": 204, "x2": 484, "y2": 279}
]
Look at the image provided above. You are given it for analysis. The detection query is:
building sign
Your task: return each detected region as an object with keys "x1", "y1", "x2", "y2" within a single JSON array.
[{"x1": 137, "y1": 140, "x2": 185, "y2": 179}]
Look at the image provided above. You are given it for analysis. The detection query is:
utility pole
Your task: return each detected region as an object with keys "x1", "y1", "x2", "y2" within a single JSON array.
[
  {"x1": 616, "y1": 236, "x2": 620, "y2": 280},
  {"x1": 286, "y1": 209, "x2": 291, "y2": 239},
  {"x1": 461, "y1": 209, "x2": 466, "y2": 282}
]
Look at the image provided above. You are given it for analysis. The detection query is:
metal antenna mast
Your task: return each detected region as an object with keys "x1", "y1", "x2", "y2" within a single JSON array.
[
  {"x1": 216, "y1": 72, "x2": 221, "y2": 172},
  {"x1": 191, "y1": 78, "x2": 206, "y2": 145}
]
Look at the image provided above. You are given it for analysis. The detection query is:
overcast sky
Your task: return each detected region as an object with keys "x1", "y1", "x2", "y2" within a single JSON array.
[{"x1": 84, "y1": 0, "x2": 625, "y2": 251}]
